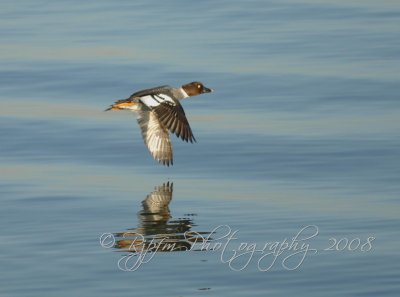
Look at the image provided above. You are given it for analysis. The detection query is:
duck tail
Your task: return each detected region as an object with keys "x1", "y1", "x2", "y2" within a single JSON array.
[{"x1": 104, "y1": 98, "x2": 136, "y2": 111}]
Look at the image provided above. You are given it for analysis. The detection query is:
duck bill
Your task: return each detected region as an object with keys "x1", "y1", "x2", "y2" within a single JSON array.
[{"x1": 202, "y1": 86, "x2": 213, "y2": 93}]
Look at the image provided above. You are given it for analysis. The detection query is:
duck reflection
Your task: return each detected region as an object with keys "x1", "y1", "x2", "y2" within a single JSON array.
[{"x1": 114, "y1": 182, "x2": 210, "y2": 253}]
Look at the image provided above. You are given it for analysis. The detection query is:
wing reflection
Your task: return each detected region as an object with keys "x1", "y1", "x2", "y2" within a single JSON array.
[{"x1": 113, "y1": 182, "x2": 211, "y2": 253}]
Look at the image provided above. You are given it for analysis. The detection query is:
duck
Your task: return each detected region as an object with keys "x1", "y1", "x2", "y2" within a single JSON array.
[{"x1": 106, "y1": 81, "x2": 213, "y2": 166}]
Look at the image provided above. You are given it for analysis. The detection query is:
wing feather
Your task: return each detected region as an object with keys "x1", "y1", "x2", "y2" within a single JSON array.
[
  {"x1": 141, "y1": 182, "x2": 173, "y2": 214},
  {"x1": 152, "y1": 102, "x2": 196, "y2": 143},
  {"x1": 137, "y1": 110, "x2": 173, "y2": 166}
]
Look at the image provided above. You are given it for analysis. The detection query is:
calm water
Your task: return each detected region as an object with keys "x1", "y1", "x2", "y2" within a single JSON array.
[{"x1": 1, "y1": 0, "x2": 400, "y2": 296}]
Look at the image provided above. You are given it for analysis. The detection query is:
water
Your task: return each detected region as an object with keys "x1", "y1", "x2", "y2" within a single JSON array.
[{"x1": 1, "y1": 0, "x2": 400, "y2": 296}]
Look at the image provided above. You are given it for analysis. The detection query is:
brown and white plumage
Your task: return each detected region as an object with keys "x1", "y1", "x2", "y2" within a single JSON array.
[
  {"x1": 153, "y1": 101, "x2": 196, "y2": 143},
  {"x1": 141, "y1": 182, "x2": 173, "y2": 214},
  {"x1": 105, "y1": 81, "x2": 213, "y2": 166},
  {"x1": 137, "y1": 109, "x2": 173, "y2": 166}
]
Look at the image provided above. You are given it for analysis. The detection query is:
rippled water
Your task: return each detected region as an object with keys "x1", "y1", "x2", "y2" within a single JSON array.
[{"x1": 1, "y1": 0, "x2": 400, "y2": 296}]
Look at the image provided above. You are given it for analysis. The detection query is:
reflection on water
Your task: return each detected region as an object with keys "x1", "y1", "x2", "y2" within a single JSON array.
[{"x1": 114, "y1": 182, "x2": 211, "y2": 253}]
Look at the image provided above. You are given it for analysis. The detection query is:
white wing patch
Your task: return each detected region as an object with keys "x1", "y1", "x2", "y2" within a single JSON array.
[
  {"x1": 137, "y1": 110, "x2": 173, "y2": 166},
  {"x1": 140, "y1": 94, "x2": 175, "y2": 108}
]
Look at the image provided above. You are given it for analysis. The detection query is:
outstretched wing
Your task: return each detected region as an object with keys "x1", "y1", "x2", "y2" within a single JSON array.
[
  {"x1": 153, "y1": 101, "x2": 196, "y2": 143},
  {"x1": 137, "y1": 110, "x2": 173, "y2": 166}
]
